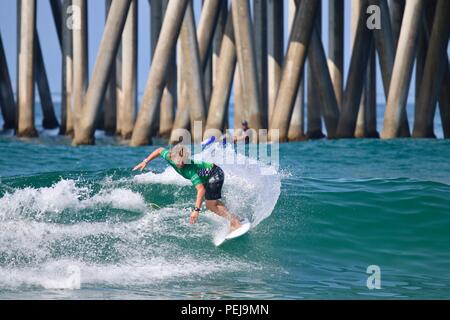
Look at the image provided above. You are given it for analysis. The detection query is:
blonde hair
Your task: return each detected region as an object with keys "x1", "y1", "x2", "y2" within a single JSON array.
[{"x1": 170, "y1": 144, "x2": 191, "y2": 163}]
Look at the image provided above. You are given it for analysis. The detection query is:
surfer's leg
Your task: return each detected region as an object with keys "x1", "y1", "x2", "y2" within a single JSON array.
[{"x1": 206, "y1": 200, "x2": 242, "y2": 231}]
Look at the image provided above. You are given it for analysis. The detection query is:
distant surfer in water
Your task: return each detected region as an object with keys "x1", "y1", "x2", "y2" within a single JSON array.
[
  {"x1": 220, "y1": 120, "x2": 252, "y2": 145},
  {"x1": 133, "y1": 144, "x2": 242, "y2": 232},
  {"x1": 234, "y1": 120, "x2": 251, "y2": 144}
]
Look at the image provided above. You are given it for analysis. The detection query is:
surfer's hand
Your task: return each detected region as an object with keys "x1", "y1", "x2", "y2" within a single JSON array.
[
  {"x1": 133, "y1": 161, "x2": 147, "y2": 171},
  {"x1": 190, "y1": 211, "x2": 199, "y2": 224}
]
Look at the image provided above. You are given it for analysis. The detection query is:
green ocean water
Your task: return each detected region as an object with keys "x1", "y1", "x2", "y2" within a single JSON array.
[{"x1": 0, "y1": 133, "x2": 449, "y2": 299}]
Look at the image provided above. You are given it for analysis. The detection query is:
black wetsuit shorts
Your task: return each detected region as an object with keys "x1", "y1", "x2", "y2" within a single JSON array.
[{"x1": 205, "y1": 165, "x2": 224, "y2": 200}]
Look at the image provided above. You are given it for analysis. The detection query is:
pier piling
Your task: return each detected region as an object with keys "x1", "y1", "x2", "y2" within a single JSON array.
[
  {"x1": 73, "y1": 0, "x2": 132, "y2": 145},
  {"x1": 328, "y1": 0, "x2": 344, "y2": 109},
  {"x1": 120, "y1": 0, "x2": 138, "y2": 139},
  {"x1": 103, "y1": 0, "x2": 117, "y2": 135},
  {"x1": 206, "y1": 8, "x2": 236, "y2": 133},
  {"x1": 381, "y1": 0, "x2": 424, "y2": 139},
  {"x1": 180, "y1": 2, "x2": 207, "y2": 143},
  {"x1": 336, "y1": 0, "x2": 373, "y2": 138},
  {"x1": 17, "y1": 0, "x2": 38, "y2": 137},
  {"x1": 35, "y1": 33, "x2": 59, "y2": 130},
  {"x1": 269, "y1": 0, "x2": 318, "y2": 142},
  {"x1": 232, "y1": 0, "x2": 263, "y2": 136},
  {"x1": 72, "y1": 0, "x2": 88, "y2": 135},
  {"x1": 253, "y1": 0, "x2": 268, "y2": 128},
  {"x1": 60, "y1": 0, "x2": 73, "y2": 135},
  {"x1": 267, "y1": 0, "x2": 283, "y2": 127},
  {"x1": 287, "y1": 0, "x2": 305, "y2": 141},
  {"x1": 306, "y1": 2, "x2": 324, "y2": 140},
  {"x1": 412, "y1": 0, "x2": 450, "y2": 138},
  {"x1": 2, "y1": 0, "x2": 449, "y2": 144},
  {"x1": 131, "y1": 0, "x2": 189, "y2": 146},
  {"x1": 0, "y1": 34, "x2": 17, "y2": 130}
]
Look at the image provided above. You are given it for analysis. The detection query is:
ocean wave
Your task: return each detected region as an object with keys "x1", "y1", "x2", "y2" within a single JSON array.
[
  {"x1": 0, "y1": 179, "x2": 148, "y2": 221},
  {"x1": 0, "y1": 143, "x2": 280, "y2": 291}
]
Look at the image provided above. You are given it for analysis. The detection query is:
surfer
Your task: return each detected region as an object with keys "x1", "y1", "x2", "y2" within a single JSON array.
[
  {"x1": 220, "y1": 120, "x2": 252, "y2": 145},
  {"x1": 233, "y1": 120, "x2": 252, "y2": 144},
  {"x1": 133, "y1": 144, "x2": 242, "y2": 232}
]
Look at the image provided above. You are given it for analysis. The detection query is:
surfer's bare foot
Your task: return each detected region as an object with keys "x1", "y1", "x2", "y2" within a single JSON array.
[{"x1": 229, "y1": 219, "x2": 242, "y2": 232}]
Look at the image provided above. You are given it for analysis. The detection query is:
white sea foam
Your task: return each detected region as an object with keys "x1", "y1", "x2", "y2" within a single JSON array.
[
  {"x1": 0, "y1": 210, "x2": 252, "y2": 290},
  {"x1": 0, "y1": 143, "x2": 279, "y2": 290},
  {"x1": 195, "y1": 143, "x2": 281, "y2": 228},
  {"x1": 0, "y1": 255, "x2": 250, "y2": 290},
  {"x1": 133, "y1": 143, "x2": 281, "y2": 229},
  {"x1": 0, "y1": 179, "x2": 147, "y2": 221}
]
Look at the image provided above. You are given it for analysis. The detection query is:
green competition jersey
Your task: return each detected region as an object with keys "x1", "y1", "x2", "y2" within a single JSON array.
[{"x1": 160, "y1": 148, "x2": 215, "y2": 186}]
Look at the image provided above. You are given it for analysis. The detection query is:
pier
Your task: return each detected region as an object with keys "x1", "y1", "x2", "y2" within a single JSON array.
[{"x1": 0, "y1": 0, "x2": 449, "y2": 144}]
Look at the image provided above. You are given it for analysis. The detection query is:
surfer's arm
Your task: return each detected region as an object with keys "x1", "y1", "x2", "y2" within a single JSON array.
[
  {"x1": 132, "y1": 147, "x2": 164, "y2": 171},
  {"x1": 190, "y1": 184, "x2": 205, "y2": 224}
]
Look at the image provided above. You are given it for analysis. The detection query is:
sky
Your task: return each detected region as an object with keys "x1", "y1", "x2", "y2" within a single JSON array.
[{"x1": 0, "y1": 0, "x2": 447, "y2": 105}]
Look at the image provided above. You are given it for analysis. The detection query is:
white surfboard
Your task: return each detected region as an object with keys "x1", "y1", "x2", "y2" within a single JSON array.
[{"x1": 215, "y1": 219, "x2": 251, "y2": 246}]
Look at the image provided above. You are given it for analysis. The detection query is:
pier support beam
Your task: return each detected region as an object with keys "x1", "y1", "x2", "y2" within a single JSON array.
[
  {"x1": 308, "y1": 29, "x2": 340, "y2": 138},
  {"x1": 366, "y1": 48, "x2": 378, "y2": 137},
  {"x1": 234, "y1": 64, "x2": 244, "y2": 129},
  {"x1": 73, "y1": 0, "x2": 132, "y2": 145},
  {"x1": 171, "y1": 0, "x2": 221, "y2": 143},
  {"x1": 328, "y1": 0, "x2": 344, "y2": 109},
  {"x1": 72, "y1": 0, "x2": 88, "y2": 135},
  {"x1": 0, "y1": 34, "x2": 17, "y2": 130},
  {"x1": 179, "y1": 2, "x2": 207, "y2": 143},
  {"x1": 288, "y1": 76, "x2": 305, "y2": 141},
  {"x1": 371, "y1": 0, "x2": 395, "y2": 95},
  {"x1": 355, "y1": 44, "x2": 378, "y2": 138},
  {"x1": 267, "y1": 0, "x2": 283, "y2": 126},
  {"x1": 103, "y1": 0, "x2": 117, "y2": 135},
  {"x1": 131, "y1": 0, "x2": 189, "y2": 146},
  {"x1": 439, "y1": 64, "x2": 450, "y2": 139},
  {"x1": 336, "y1": 1, "x2": 373, "y2": 138},
  {"x1": 306, "y1": 2, "x2": 324, "y2": 140},
  {"x1": 253, "y1": 0, "x2": 268, "y2": 128},
  {"x1": 412, "y1": 0, "x2": 450, "y2": 138},
  {"x1": 232, "y1": 0, "x2": 262, "y2": 134},
  {"x1": 17, "y1": 0, "x2": 37, "y2": 137},
  {"x1": 212, "y1": 0, "x2": 228, "y2": 129},
  {"x1": 370, "y1": 0, "x2": 406, "y2": 137},
  {"x1": 381, "y1": 0, "x2": 424, "y2": 139},
  {"x1": 35, "y1": 33, "x2": 59, "y2": 129},
  {"x1": 269, "y1": 0, "x2": 318, "y2": 142},
  {"x1": 158, "y1": 51, "x2": 176, "y2": 138},
  {"x1": 154, "y1": 0, "x2": 176, "y2": 139},
  {"x1": 388, "y1": 0, "x2": 410, "y2": 137},
  {"x1": 170, "y1": 52, "x2": 190, "y2": 143},
  {"x1": 206, "y1": 9, "x2": 236, "y2": 132},
  {"x1": 119, "y1": 0, "x2": 137, "y2": 139},
  {"x1": 203, "y1": 47, "x2": 212, "y2": 106},
  {"x1": 353, "y1": 0, "x2": 368, "y2": 138},
  {"x1": 415, "y1": 0, "x2": 450, "y2": 139},
  {"x1": 197, "y1": 0, "x2": 221, "y2": 68},
  {"x1": 287, "y1": 0, "x2": 305, "y2": 141},
  {"x1": 213, "y1": 0, "x2": 227, "y2": 86},
  {"x1": 389, "y1": 0, "x2": 405, "y2": 48},
  {"x1": 149, "y1": 0, "x2": 164, "y2": 136},
  {"x1": 415, "y1": 25, "x2": 426, "y2": 104},
  {"x1": 60, "y1": 0, "x2": 73, "y2": 135}
]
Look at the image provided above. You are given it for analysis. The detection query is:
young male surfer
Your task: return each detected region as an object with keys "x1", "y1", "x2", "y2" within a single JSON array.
[{"x1": 133, "y1": 144, "x2": 242, "y2": 232}]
